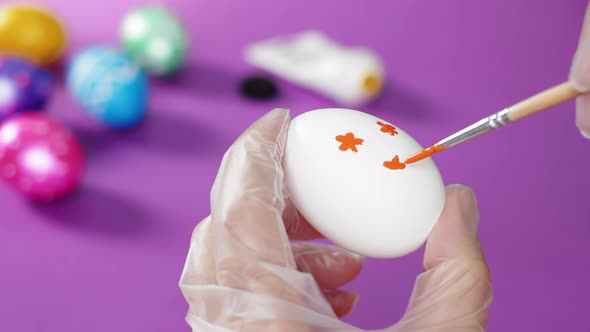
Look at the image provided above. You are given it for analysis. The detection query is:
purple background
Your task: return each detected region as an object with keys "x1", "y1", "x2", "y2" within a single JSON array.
[{"x1": 1, "y1": 0, "x2": 589, "y2": 330}]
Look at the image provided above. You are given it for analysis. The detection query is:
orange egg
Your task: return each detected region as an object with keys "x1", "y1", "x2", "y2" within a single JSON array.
[{"x1": 0, "y1": 4, "x2": 66, "y2": 65}]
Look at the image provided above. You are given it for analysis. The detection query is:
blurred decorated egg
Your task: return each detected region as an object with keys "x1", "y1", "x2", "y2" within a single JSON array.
[
  {"x1": 0, "y1": 56, "x2": 53, "y2": 121},
  {"x1": 121, "y1": 6, "x2": 187, "y2": 76},
  {"x1": 0, "y1": 113, "x2": 84, "y2": 201},
  {"x1": 67, "y1": 46, "x2": 148, "y2": 128},
  {"x1": 0, "y1": 4, "x2": 66, "y2": 66}
]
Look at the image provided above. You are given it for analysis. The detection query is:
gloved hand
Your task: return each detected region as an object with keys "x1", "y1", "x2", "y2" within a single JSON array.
[
  {"x1": 570, "y1": 1, "x2": 590, "y2": 138},
  {"x1": 179, "y1": 109, "x2": 493, "y2": 331}
]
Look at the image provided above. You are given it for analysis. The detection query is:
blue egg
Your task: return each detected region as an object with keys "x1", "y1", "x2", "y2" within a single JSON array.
[
  {"x1": 67, "y1": 46, "x2": 148, "y2": 128},
  {"x1": 0, "y1": 56, "x2": 53, "y2": 121}
]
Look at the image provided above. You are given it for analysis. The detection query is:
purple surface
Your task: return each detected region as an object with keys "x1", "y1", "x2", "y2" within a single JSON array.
[{"x1": 1, "y1": 0, "x2": 589, "y2": 330}]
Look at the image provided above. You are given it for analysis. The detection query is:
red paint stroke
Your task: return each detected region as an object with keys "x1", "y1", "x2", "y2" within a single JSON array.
[
  {"x1": 384, "y1": 155, "x2": 406, "y2": 170},
  {"x1": 377, "y1": 121, "x2": 398, "y2": 136},
  {"x1": 336, "y1": 132, "x2": 364, "y2": 152}
]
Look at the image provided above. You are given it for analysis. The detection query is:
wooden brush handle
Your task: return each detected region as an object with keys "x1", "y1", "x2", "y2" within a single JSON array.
[{"x1": 508, "y1": 81, "x2": 584, "y2": 121}]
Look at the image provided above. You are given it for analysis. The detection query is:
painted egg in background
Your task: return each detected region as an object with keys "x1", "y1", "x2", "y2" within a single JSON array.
[
  {"x1": 0, "y1": 4, "x2": 67, "y2": 66},
  {"x1": 0, "y1": 113, "x2": 85, "y2": 201},
  {"x1": 0, "y1": 57, "x2": 53, "y2": 121},
  {"x1": 67, "y1": 46, "x2": 149, "y2": 128},
  {"x1": 121, "y1": 6, "x2": 188, "y2": 76},
  {"x1": 283, "y1": 108, "x2": 446, "y2": 258}
]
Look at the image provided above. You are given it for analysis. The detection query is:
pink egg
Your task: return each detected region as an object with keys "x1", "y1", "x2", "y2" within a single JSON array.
[{"x1": 0, "y1": 113, "x2": 84, "y2": 201}]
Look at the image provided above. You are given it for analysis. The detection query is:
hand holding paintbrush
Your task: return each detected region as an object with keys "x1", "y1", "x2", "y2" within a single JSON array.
[
  {"x1": 404, "y1": 82, "x2": 585, "y2": 164},
  {"x1": 404, "y1": 5, "x2": 590, "y2": 165}
]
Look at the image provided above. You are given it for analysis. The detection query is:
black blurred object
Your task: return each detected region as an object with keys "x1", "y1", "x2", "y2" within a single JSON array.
[{"x1": 240, "y1": 75, "x2": 278, "y2": 99}]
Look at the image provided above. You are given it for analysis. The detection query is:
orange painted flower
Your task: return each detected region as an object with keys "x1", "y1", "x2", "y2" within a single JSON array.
[
  {"x1": 335, "y1": 132, "x2": 364, "y2": 152},
  {"x1": 377, "y1": 121, "x2": 398, "y2": 136},
  {"x1": 383, "y1": 155, "x2": 406, "y2": 170}
]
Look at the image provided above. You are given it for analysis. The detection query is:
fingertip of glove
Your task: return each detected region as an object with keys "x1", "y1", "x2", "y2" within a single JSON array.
[
  {"x1": 248, "y1": 108, "x2": 291, "y2": 141},
  {"x1": 445, "y1": 184, "x2": 479, "y2": 235},
  {"x1": 575, "y1": 97, "x2": 590, "y2": 139},
  {"x1": 266, "y1": 108, "x2": 291, "y2": 123}
]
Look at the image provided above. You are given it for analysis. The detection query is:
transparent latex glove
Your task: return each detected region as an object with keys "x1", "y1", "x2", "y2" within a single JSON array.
[
  {"x1": 570, "y1": 0, "x2": 590, "y2": 138},
  {"x1": 179, "y1": 109, "x2": 493, "y2": 331}
]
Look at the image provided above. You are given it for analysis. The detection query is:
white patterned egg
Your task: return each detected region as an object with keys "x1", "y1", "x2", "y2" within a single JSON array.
[{"x1": 283, "y1": 108, "x2": 445, "y2": 258}]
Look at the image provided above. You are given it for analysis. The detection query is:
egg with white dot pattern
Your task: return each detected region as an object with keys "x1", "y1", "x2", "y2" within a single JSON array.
[
  {"x1": 0, "y1": 56, "x2": 53, "y2": 121},
  {"x1": 67, "y1": 46, "x2": 148, "y2": 128},
  {"x1": 0, "y1": 113, "x2": 84, "y2": 201},
  {"x1": 120, "y1": 6, "x2": 187, "y2": 76}
]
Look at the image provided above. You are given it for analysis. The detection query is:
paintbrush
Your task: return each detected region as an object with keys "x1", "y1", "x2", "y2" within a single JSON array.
[{"x1": 404, "y1": 81, "x2": 584, "y2": 164}]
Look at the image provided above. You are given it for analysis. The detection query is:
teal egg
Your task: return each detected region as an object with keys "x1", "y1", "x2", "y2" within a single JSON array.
[{"x1": 120, "y1": 6, "x2": 187, "y2": 76}]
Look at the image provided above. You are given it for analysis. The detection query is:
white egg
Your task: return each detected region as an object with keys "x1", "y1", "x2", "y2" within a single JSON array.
[{"x1": 283, "y1": 108, "x2": 445, "y2": 258}]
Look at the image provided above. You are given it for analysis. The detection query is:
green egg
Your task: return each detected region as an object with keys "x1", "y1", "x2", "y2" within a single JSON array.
[{"x1": 120, "y1": 6, "x2": 187, "y2": 76}]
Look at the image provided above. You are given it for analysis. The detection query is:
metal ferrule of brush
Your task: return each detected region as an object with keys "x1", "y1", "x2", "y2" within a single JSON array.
[{"x1": 436, "y1": 108, "x2": 511, "y2": 148}]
